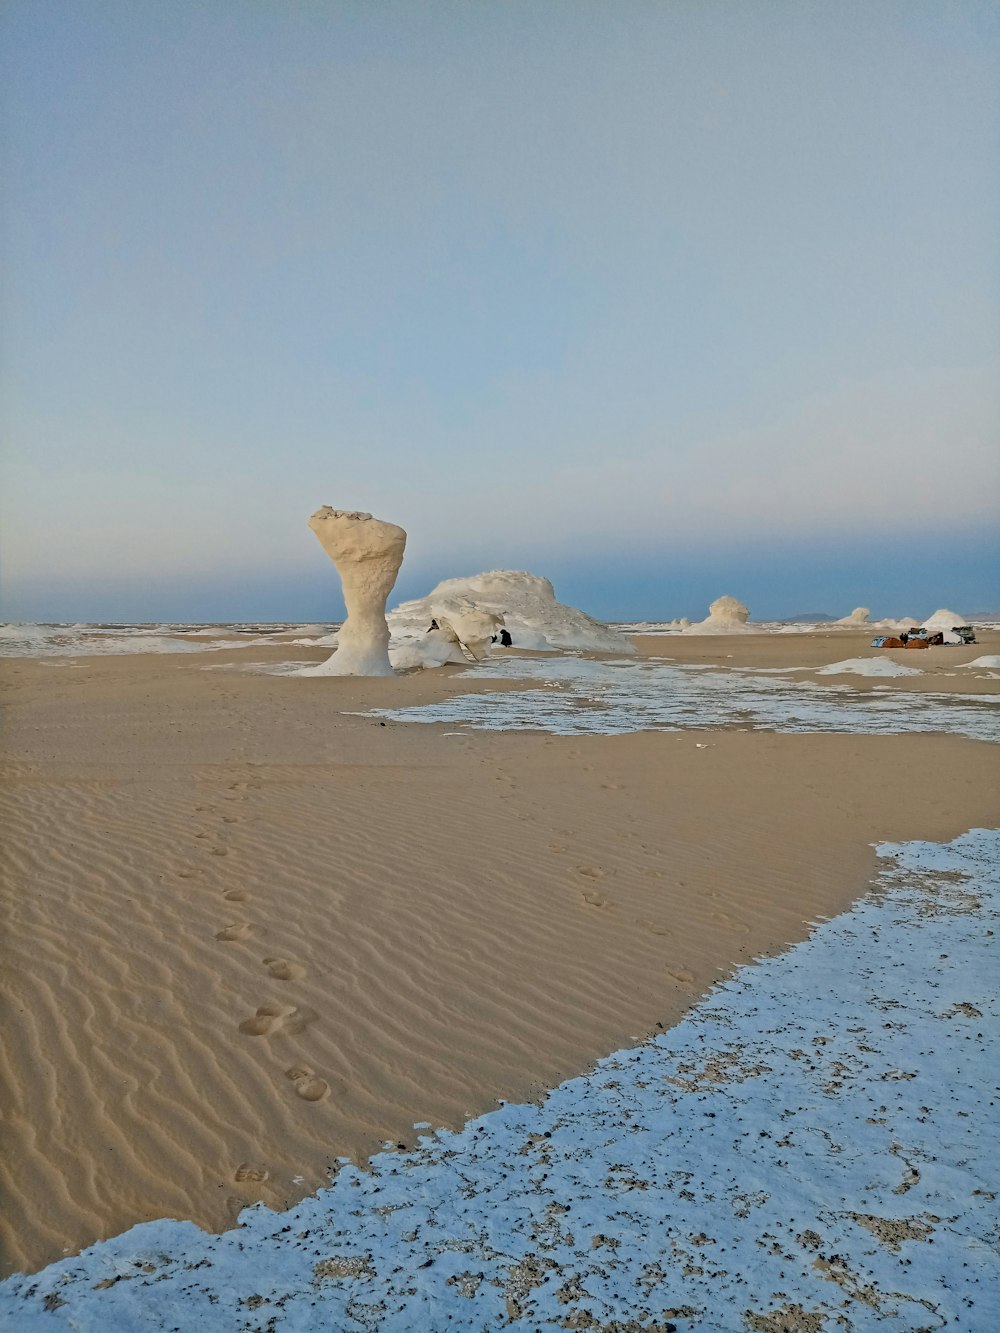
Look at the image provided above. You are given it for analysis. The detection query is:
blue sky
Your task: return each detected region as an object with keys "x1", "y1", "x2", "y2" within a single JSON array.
[{"x1": 2, "y1": 1, "x2": 998, "y2": 622}]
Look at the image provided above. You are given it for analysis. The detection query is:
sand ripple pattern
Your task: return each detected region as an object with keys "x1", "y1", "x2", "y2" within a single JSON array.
[{"x1": 2, "y1": 714, "x2": 997, "y2": 1276}]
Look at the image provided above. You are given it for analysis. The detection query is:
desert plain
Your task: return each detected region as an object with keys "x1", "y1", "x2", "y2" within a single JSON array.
[{"x1": 1, "y1": 629, "x2": 998, "y2": 1278}]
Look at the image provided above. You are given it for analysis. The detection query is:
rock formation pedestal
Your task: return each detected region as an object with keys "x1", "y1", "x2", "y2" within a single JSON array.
[{"x1": 308, "y1": 508, "x2": 407, "y2": 676}]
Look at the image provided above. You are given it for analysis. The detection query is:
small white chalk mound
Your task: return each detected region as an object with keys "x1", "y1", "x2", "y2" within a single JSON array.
[
  {"x1": 816, "y1": 657, "x2": 923, "y2": 678},
  {"x1": 682, "y1": 595, "x2": 752, "y2": 635},
  {"x1": 921, "y1": 608, "x2": 967, "y2": 631},
  {"x1": 959, "y1": 655, "x2": 1000, "y2": 669}
]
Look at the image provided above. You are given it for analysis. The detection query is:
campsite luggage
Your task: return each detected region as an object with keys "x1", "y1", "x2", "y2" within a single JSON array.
[
  {"x1": 905, "y1": 637, "x2": 930, "y2": 649},
  {"x1": 870, "y1": 636, "x2": 887, "y2": 648},
  {"x1": 955, "y1": 626, "x2": 977, "y2": 644}
]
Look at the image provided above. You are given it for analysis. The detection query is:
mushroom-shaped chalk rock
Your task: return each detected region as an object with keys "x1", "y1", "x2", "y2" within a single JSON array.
[{"x1": 308, "y1": 508, "x2": 407, "y2": 676}]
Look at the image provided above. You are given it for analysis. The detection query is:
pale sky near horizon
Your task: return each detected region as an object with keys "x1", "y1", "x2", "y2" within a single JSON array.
[{"x1": 2, "y1": 0, "x2": 998, "y2": 622}]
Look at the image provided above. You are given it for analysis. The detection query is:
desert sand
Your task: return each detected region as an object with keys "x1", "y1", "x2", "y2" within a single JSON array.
[{"x1": 1, "y1": 630, "x2": 998, "y2": 1276}]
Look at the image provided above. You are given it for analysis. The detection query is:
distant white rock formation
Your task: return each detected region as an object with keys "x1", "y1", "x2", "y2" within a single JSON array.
[
  {"x1": 919, "y1": 608, "x2": 969, "y2": 645},
  {"x1": 921, "y1": 608, "x2": 967, "y2": 631},
  {"x1": 683, "y1": 595, "x2": 752, "y2": 635},
  {"x1": 868, "y1": 613, "x2": 918, "y2": 631},
  {"x1": 389, "y1": 571, "x2": 636, "y2": 657},
  {"x1": 306, "y1": 508, "x2": 407, "y2": 676},
  {"x1": 833, "y1": 607, "x2": 870, "y2": 627}
]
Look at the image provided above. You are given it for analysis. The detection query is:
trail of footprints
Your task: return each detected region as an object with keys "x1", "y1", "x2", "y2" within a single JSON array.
[{"x1": 191, "y1": 783, "x2": 331, "y2": 1189}]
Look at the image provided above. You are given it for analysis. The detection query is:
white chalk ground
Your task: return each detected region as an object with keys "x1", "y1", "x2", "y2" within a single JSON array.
[
  {"x1": 371, "y1": 658, "x2": 1000, "y2": 742},
  {"x1": 815, "y1": 658, "x2": 923, "y2": 678},
  {"x1": 3, "y1": 829, "x2": 998, "y2": 1333}
]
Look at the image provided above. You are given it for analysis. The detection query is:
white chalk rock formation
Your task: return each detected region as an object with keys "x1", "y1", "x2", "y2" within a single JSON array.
[
  {"x1": 683, "y1": 595, "x2": 753, "y2": 635},
  {"x1": 388, "y1": 628, "x2": 465, "y2": 672},
  {"x1": 387, "y1": 606, "x2": 503, "y2": 671},
  {"x1": 436, "y1": 602, "x2": 505, "y2": 661},
  {"x1": 389, "y1": 571, "x2": 636, "y2": 656},
  {"x1": 307, "y1": 508, "x2": 407, "y2": 676},
  {"x1": 833, "y1": 607, "x2": 870, "y2": 627},
  {"x1": 868, "y1": 613, "x2": 918, "y2": 630},
  {"x1": 921, "y1": 608, "x2": 967, "y2": 631}
]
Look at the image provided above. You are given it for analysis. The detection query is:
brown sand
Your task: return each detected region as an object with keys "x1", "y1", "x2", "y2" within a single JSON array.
[{"x1": 1, "y1": 632, "x2": 997, "y2": 1275}]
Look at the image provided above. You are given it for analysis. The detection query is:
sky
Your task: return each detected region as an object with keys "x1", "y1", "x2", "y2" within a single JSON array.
[{"x1": 2, "y1": 0, "x2": 998, "y2": 622}]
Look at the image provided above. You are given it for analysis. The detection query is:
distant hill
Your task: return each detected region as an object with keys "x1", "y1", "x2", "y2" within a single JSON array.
[{"x1": 779, "y1": 612, "x2": 838, "y2": 623}]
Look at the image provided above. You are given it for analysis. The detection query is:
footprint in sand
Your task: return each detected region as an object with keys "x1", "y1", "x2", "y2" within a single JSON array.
[
  {"x1": 210, "y1": 847, "x2": 229, "y2": 857},
  {"x1": 285, "y1": 1065, "x2": 330, "y2": 1103},
  {"x1": 638, "y1": 919, "x2": 672, "y2": 936},
  {"x1": 263, "y1": 957, "x2": 305, "y2": 981},
  {"x1": 712, "y1": 911, "x2": 750, "y2": 934},
  {"x1": 177, "y1": 871, "x2": 196, "y2": 880},
  {"x1": 667, "y1": 966, "x2": 696, "y2": 986},
  {"x1": 239, "y1": 1004, "x2": 297, "y2": 1037},
  {"x1": 216, "y1": 922, "x2": 252, "y2": 942},
  {"x1": 222, "y1": 816, "x2": 240, "y2": 824},
  {"x1": 581, "y1": 889, "x2": 608, "y2": 908},
  {"x1": 239, "y1": 1004, "x2": 314, "y2": 1037},
  {"x1": 575, "y1": 865, "x2": 605, "y2": 879},
  {"x1": 223, "y1": 889, "x2": 248, "y2": 902},
  {"x1": 295, "y1": 1077, "x2": 330, "y2": 1103},
  {"x1": 195, "y1": 832, "x2": 211, "y2": 840},
  {"x1": 234, "y1": 1163, "x2": 268, "y2": 1183}
]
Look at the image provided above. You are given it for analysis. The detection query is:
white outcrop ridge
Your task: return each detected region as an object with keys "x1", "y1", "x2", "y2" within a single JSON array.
[
  {"x1": 389, "y1": 571, "x2": 636, "y2": 656},
  {"x1": 683, "y1": 594, "x2": 753, "y2": 635},
  {"x1": 306, "y1": 508, "x2": 407, "y2": 677}
]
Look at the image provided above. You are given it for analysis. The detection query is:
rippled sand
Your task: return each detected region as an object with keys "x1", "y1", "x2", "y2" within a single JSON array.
[{"x1": 1, "y1": 631, "x2": 997, "y2": 1274}]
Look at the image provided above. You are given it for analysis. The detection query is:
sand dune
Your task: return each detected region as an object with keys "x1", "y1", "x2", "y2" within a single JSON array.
[{"x1": 1, "y1": 634, "x2": 998, "y2": 1274}]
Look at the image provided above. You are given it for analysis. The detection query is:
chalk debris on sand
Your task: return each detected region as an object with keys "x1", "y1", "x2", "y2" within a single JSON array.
[{"x1": 3, "y1": 830, "x2": 998, "y2": 1332}]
